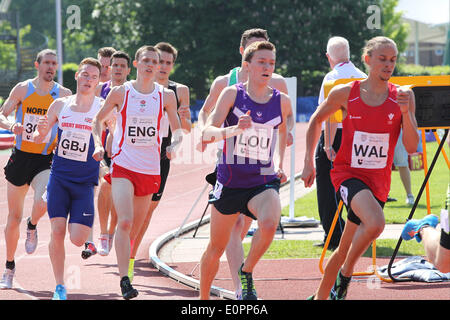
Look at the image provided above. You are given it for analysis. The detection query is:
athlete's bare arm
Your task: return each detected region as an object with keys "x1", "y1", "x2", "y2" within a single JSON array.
[
  {"x1": 59, "y1": 86, "x2": 73, "y2": 98},
  {"x1": 0, "y1": 82, "x2": 28, "y2": 133},
  {"x1": 164, "y1": 88, "x2": 183, "y2": 159},
  {"x1": 270, "y1": 74, "x2": 294, "y2": 144},
  {"x1": 33, "y1": 97, "x2": 66, "y2": 143},
  {"x1": 92, "y1": 85, "x2": 125, "y2": 161},
  {"x1": 397, "y1": 86, "x2": 419, "y2": 153},
  {"x1": 197, "y1": 75, "x2": 228, "y2": 130},
  {"x1": 176, "y1": 84, "x2": 192, "y2": 133},
  {"x1": 301, "y1": 83, "x2": 352, "y2": 187},
  {"x1": 274, "y1": 93, "x2": 292, "y2": 183},
  {"x1": 202, "y1": 86, "x2": 249, "y2": 144}
]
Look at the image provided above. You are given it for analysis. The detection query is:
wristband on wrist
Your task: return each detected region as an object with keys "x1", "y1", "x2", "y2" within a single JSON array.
[{"x1": 9, "y1": 122, "x2": 15, "y2": 131}]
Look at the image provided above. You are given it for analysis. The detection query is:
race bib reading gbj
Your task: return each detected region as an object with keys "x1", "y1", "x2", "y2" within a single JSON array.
[
  {"x1": 126, "y1": 116, "x2": 158, "y2": 147},
  {"x1": 234, "y1": 123, "x2": 273, "y2": 162},
  {"x1": 58, "y1": 130, "x2": 91, "y2": 162},
  {"x1": 351, "y1": 131, "x2": 389, "y2": 169},
  {"x1": 22, "y1": 113, "x2": 51, "y2": 143}
]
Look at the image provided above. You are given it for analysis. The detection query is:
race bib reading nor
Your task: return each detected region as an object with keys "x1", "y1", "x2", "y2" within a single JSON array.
[
  {"x1": 234, "y1": 123, "x2": 273, "y2": 162},
  {"x1": 126, "y1": 116, "x2": 158, "y2": 146},
  {"x1": 351, "y1": 131, "x2": 389, "y2": 169}
]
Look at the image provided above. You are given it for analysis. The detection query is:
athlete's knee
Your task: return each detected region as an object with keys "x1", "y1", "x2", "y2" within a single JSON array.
[
  {"x1": 70, "y1": 233, "x2": 86, "y2": 247},
  {"x1": 51, "y1": 224, "x2": 66, "y2": 241},
  {"x1": 257, "y1": 215, "x2": 279, "y2": 234},
  {"x1": 117, "y1": 218, "x2": 133, "y2": 233},
  {"x1": 365, "y1": 219, "x2": 385, "y2": 239}
]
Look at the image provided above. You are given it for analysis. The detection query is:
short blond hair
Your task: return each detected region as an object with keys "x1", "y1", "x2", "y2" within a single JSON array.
[
  {"x1": 362, "y1": 36, "x2": 398, "y2": 61},
  {"x1": 78, "y1": 57, "x2": 102, "y2": 74}
]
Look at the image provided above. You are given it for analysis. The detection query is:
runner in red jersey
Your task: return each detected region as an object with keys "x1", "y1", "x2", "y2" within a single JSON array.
[{"x1": 301, "y1": 36, "x2": 419, "y2": 300}]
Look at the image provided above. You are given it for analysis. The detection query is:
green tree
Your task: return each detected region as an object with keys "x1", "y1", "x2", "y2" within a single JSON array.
[
  {"x1": 87, "y1": 0, "x2": 382, "y2": 98},
  {"x1": 381, "y1": 0, "x2": 409, "y2": 55}
]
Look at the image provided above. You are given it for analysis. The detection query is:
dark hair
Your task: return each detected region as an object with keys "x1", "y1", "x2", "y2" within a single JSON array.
[
  {"x1": 36, "y1": 49, "x2": 57, "y2": 64},
  {"x1": 97, "y1": 47, "x2": 116, "y2": 58},
  {"x1": 111, "y1": 51, "x2": 131, "y2": 67},
  {"x1": 240, "y1": 28, "x2": 269, "y2": 48},
  {"x1": 155, "y1": 42, "x2": 178, "y2": 62}
]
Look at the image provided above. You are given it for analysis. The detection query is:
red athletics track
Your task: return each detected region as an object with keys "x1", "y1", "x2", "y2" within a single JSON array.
[{"x1": 0, "y1": 122, "x2": 448, "y2": 300}]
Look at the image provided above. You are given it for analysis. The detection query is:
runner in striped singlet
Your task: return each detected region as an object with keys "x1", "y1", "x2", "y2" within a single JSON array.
[{"x1": 0, "y1": 49, "x2": 71, "y2": 289}]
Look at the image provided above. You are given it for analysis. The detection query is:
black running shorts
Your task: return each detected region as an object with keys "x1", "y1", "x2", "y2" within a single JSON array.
[
  {"x1": 209, "y1": 179, "x2": 280, "y2": 220},
  {"x1": 4, "y1": 148, "x2": 53, "y2": 186},
  {"x1": 336, "y1": 178, "x2": 385, "y2": 225}
]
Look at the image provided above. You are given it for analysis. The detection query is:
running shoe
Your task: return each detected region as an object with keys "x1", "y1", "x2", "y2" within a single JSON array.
[
  {"x1": 120, "y1": 276, "x2": 138, "y2": 300},
  {"x1": 405, "y1": 194, "x2": 415, "y2": 206},
  {"x1": 98, "y1": 234, "x2": 110, "y2": 256},
  {"x1": 401, "y1": 214, "x2": 439, "y2": 242},
  {"x1": 52, "y1": 284, "x2": 67, "y2": 300},
  {"x1": 108, "y1": 234, "x2": 114, "y2": 252},
  {"x1": 128, "y1": 258, "x2": 135, "y2": 283},
  {"x1": 81, "y1": 241, "x2": 97, "y2": 259},
  {"x1": 329, "y1": 270, "x2": 351, "y2": 300},
  {"x1": 235, "y1": 290, "x2": 243, "y2": 300},
  {"x1": 238, "y1": 264, "x2": 257, "y2": 300},
  {"x1": 0, "y1": 268, "x2": 15, "y2": 289},
  {"x1": 306, "y1": 294, "x2": 315, "y2": 300},
  {"x1": 25, "y1": 217, "x2": 38, "y2": 254}
]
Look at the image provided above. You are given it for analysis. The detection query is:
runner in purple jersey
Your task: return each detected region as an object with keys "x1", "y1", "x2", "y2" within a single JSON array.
[
  {"x1": 217, "y1": 82, "x2": 282, "y2": 188},
  {"x1": 199, "y1": 41, "x2": 292, "y2": 300}
]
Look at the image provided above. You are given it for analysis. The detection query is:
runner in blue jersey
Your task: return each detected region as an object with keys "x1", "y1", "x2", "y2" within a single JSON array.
[
  {"x1": 199, "y1": 41, "x2": 292, "y2": 300},
  {"x1": 33, "y1": 58, "x2": 105, "y2": 300}
]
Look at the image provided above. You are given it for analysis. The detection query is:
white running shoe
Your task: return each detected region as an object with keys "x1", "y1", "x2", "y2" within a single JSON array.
[
  {"x1": 0, "y1": 268, "x2": 15, "y2": 289},
  {"x1": 25, "y1": 217, "x2": 38, "y2": 254},
  {"x1": 98, "y1": 234, "x2": 110, "y2": 256},
  {"x1": 406, "y1": 194, "x2": 415, "y2": 206}
]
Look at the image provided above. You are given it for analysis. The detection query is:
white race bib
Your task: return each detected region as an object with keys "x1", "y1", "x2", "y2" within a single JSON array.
[
  {"x1": 351, "y1": 131, "x2": 389, "y2": 169},
  {"x1": 57, "y1": 129, "x2": 91, "y2": 162},
  {"x1": 125, "y1": 115, "x2": 158, "y2": 147},
  {"x1": 22, "y1": 113, "x2": 51, "y2": 143},
  {"x1": 234, "y1": 123, "x2": 273, "y2": 162}
]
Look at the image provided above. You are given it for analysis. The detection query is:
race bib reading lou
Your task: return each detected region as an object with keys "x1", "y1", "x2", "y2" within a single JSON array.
[
  {"x1": 351, "y1": 131, "x2": 389, "y2": 169},
  {"x1": 234, "y1": 123, "x2": 273, "y2": 162}
]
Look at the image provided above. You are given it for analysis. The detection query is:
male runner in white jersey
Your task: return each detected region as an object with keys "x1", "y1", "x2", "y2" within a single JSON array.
[
  {"x1": 95, "y1": 51, "x2": 131, "y2": 257},
  {"x1": 128, "y1": 42, "x2": 191, "y2": 281},
  {"x1": 92, "y1": 45, "x2": 182, "y2": 299},
  {"x1": 0, "y1": 49, "x2": 71, "y2": 289},
  {"x1": 198, "y1": 28, "x2": 293, "y2": 299}
]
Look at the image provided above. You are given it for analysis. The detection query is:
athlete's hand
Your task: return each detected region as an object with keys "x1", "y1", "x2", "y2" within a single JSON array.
[
  {"x1": 178, "y1": 106, "x2": 191, "y2": 120},
  {"x1": 196, "y1": 141, "x2": 207, "y2": 152},
  {"x1": 237, "y1": 110, "x2": 252, "y2": 131},
  {"x1": 92, "y1": 145, "x2": 105, "y2": 162},
  {"x1": 10, "y1": 122, "x2": 23, "y2": 135},
  {"x1": 166, "y1": 145, "x2": 176, "y2": 160},
  {"x1": 397, "y1": 86, "x2": 411, "y2": 114},
  {"x1": 276, "y1": 168, "x2": 287, "y2": 184},
  {"x1": 36, "y1": 115, "x2": 48, "y2": 135},
  {"x1": 286, "y1": 132, "x2": 293, "y2": 147},
  {"x1": 300, "y1": 161, "x2": 316, "y2": 188}
]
